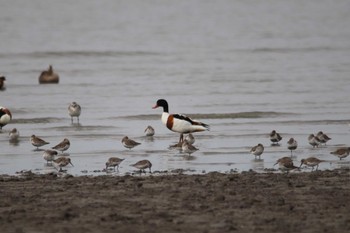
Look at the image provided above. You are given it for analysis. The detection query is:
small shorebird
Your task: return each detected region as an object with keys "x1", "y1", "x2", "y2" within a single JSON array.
[
  {"x1": 274, "y1": 157, "x2": 298, "y2": 172},
  {"x1": 330, "y1": 147, "x2": 350, "y2": 160},
  {"x1": 38, "y1": 65, "x2": 59, "y2": 84},
  {"x1": 144, "y1": 125, "x2": 155, "y2": 136},
  {"x1": 185, "y1": 133, "x2": 195, "y2": 145},
  {"x1": 182, "y1": 140, "x2": 198, "y2": 156},
  {"x1": 52, "y1": 138, "x2": 70, "y2": 153},
  {"x1": 130, "y1": 160, "x2": 152, "y2": 173},
  {"x1": 269, "y1": 130, "x2": 282, "y2": 145},
  {"x1": 316, "y1": 131, "x2": 331, "y2": 145},
  {"x1": 105, "y1": 157, "x2": 124, "y2": 171},
  {"x1": 0, "y1": 76, "x2": 6, "y2": 90},
  {"x1": 122, "y1": 136, "x2": 141, "y2": 150},
  {"x1": 152, "y1": 99, "x2": 209, "y2": 146},
  {"x1": 308, "y1": 134, "x2": 320, "y2": 148},
  {"x1": 43, "y1": 150, "x2": 58, "y2": 164},
  {"x1": 0, "y1": 106, "x2": 12, "y2": 130},
  {"x1": 9, "y1": 128, "x2": 19, "y2": 142},
  {"x1": 30, "y1": 135, "x2": 49, "y2": 150},
  {"x1": 68, "y1": 102, "x2": 81, "y2": 123},
  {"x1": 287, "y1": 138, "x2": 298, "y2": 156},
  {"x1": 53, "y1": 157, "x2": 74, "y2": 172},
  {"x1": 250, "y1": 143, "x2": 264, "y2": 159},
  {"x1": 299, "y1": 157, "x2": 324, "y2": 171}
]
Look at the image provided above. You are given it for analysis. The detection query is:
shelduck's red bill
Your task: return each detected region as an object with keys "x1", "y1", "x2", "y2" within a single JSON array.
[{"x1": 152, "y1": 105, "x2": 159, "y2": 109}]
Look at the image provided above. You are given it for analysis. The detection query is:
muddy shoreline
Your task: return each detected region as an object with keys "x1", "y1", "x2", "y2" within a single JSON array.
[{"x1": 0, "y1": 170, "x2": 349, "y2": 233}]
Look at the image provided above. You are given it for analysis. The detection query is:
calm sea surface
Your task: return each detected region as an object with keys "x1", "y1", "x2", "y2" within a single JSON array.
[{"x1": 1, "y1": 0, "x2": 350, "y2": 176}]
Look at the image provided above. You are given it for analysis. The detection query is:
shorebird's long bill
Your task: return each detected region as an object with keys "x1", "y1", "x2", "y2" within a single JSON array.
[{"x1": 70, "y1": 162, "x2": 74, "y2": 167}]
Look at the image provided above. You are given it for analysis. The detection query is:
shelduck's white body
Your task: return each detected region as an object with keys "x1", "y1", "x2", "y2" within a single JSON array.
[{"x1": 153, "y1": 99, "x2": 209, "y2": 143}]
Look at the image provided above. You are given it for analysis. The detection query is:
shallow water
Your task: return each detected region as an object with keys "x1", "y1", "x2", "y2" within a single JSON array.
[{"x1": 1, "y1": 0, "x2": 350, "y2": 176}]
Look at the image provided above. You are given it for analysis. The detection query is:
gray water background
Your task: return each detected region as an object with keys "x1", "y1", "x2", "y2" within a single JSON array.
[{"x1": 1, "y1": 0, "x2": 350, "y2": 175}]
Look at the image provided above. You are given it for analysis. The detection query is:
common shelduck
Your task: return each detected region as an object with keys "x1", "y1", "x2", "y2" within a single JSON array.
[
  {"x1": 68, "y1": 102, "x2": 81, "y2": 123},
  {"x1": 250, "y1": 143, "x2": 264, "y2": 159},
  {"x1": 106, "y1": 157, "x2": 125, "y2": 171},
  {"x1": 52, "y1": 138, "x2": 70, "y2": 153},
  {"x1": 299, "y1": 157, "x2": 324, "y2": 171},
  {"x1": 130, "y1": 160, "x2": 152, "y2": 173},
  {"x1": 0, "y1": 107, "x2": 12, "y2": 130},
  {"x1": 39, "y1": 65, "x2": 59, "y2": 84},
  {"x1": 287, "y1": 138, "x2": 298, "y2": 156},
  {"x1": 152, "y1": 99, "x2": 209, "y2": 144}
]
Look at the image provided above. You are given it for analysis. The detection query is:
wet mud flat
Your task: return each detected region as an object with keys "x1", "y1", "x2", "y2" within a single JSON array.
[{"x1": 0, "y1": 170, "x2": 349, "y2": 233}]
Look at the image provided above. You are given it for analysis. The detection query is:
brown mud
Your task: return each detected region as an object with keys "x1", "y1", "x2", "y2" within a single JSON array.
[{"x1": 0, "y1": 170, "x2": 349, "y2": 233}]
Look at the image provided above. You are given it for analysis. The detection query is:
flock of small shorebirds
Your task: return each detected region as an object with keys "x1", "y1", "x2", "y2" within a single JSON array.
[
  {"x1": 251, "y1": 130, "x2": 349, "y2": 172},
  {"x1": 1, "y1": 71, "x2": 350, "y2": 174},
  {"x1": 1, "y1": 102, "x2": 154, "y2": 174}
]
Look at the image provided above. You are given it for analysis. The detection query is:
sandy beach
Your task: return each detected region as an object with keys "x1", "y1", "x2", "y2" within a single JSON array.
[{"x1": 0, "y1": 169, "x2": 349, "y2": 233}]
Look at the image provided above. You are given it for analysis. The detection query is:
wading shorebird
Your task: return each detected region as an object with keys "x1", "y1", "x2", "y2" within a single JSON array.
[
  {"x1": 330, "y1": 147, "x2": 350, "y2": 160},
  {"x1": 30, "y1": 135, "x2": 49, "y2": 150},
  {"x1": 308, "y1": 134, "x2": 320, "y2": 148},
  {"x1": 250, "y1": 143, "x2": 264, "y2": 159},
  {"x1": 287, "y1": 138, "x2": 298, "y2": 156},
  {"x1": 299, "y1": 157, "x2": 324, "y2": 171},
  {"x1": 316, "y1": 131, "x2": 331, "y2": 145},
  {"x1": 274, "y1": 157, "x2": 298, "y2": 172},
  {"x1": 52, "y1": 138, "x2": 70, "y2": 153},
  {"x1": 269, "y1": 130, "x2": 282, "y2": 145},
  {"x1": 53, "y1": 157, "x2": 74, "y2": 172},
  {"x1": 105, "y1": 157, "x2": 124, "y2": 171},
  {"x1": 182, "y1": 140, "x2": 198, "y2": 156},
  {"x1": 185, "y1": 133, "x2": 195, "y2": 145},
  {"x1": 42, "y1": 150, "x2": 58, "y2": 165},
  {"x1": 122, "y1": 136, "x2": 141, "y2": 150},
  {"x1": 152, "y1": 99, "x2": 209, "y2": 146},
  {"x1": 9, "y1": 128, "x2": 19, "y2": 142},
  {"x1": 68, "y1": 102, "x2": 81, "y2": 123},
  {"x1": 144, "y1": 125, "x2": 155, "y2": 136},
  {"x1": 130, "y1": 160, "x2": 152, "y2": 174}
]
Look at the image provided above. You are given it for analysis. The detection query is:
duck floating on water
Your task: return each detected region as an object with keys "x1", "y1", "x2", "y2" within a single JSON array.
[{"x1": 39, "y1": 65, "x2": 59, "y2": 84}]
